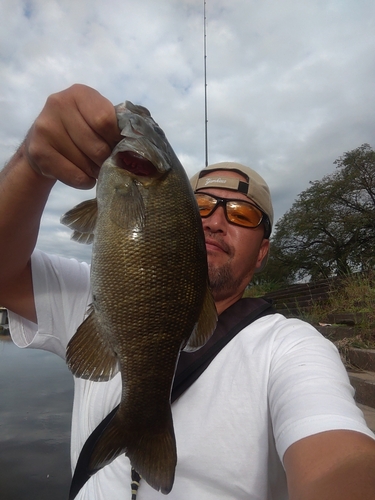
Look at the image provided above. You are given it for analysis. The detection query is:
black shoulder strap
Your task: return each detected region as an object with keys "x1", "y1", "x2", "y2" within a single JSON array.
[
  {"x1": 171, "y1": 298, "x2": 273, "y2": 401},
  {"x1": 69, "y1": 297, "x2": 274, "y2": 499}
]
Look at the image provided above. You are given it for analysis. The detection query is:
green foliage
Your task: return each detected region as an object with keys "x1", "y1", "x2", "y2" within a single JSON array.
[
  {"x1": 302, "y1": 271, "x2": 375, "y2": 336},
  {"x1": 269, "y1": 144, "x2": 375, "y2": 282},
  {"x1": 244, "y1": 280, "x2": 282, "y2": 298}
]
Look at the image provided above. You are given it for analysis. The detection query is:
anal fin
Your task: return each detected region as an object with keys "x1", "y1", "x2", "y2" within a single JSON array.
[{"x1": 66, "y1": 306, "x2": 119, "y2": 381}]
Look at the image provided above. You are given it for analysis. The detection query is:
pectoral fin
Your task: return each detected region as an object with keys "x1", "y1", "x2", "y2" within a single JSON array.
[
  {"x1": 110, "y1": 181, "x2": 146, "y2": 230},
  {"x1": 184, "y1": 283, "x2": 217, "y2": 352},
  {"x1": 66, "y1": 306, "x2": 119, "y2": 381},
  {"x1": 61, "y1": 199, "x2": 98, "y2": 245}
]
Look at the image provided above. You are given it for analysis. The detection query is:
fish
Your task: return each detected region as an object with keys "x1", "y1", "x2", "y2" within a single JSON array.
[{"x1": 61, "y1": 101, "x2": 217, "y2": 495}]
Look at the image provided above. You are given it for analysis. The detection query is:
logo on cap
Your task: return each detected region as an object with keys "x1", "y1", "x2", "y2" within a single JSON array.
[{"x1": 204, "y1": 177, "x2": 228, "y2": 186}]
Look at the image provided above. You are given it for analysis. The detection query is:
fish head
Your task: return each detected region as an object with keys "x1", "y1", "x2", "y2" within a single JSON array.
[
  {"x1": 105, "y1": 101, "x2": 173, "y2": 187},
  {"x1": 96, "y1": 101, "x2": 181, "y2": 232}
]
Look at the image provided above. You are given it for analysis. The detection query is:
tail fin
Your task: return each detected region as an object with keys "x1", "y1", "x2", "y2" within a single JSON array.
[{"x1": 89, "y1": 409, "x2": 177, "y2": 494}]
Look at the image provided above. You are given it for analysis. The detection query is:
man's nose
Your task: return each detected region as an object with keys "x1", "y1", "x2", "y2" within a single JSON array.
[{"x1": 201, "y1": 205, "x2": 227, "y2": 233}]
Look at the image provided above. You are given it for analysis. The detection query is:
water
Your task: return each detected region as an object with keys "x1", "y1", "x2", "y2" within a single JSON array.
[{"x1": 0, "y1": 335, "x2": 74, "y2": 500}]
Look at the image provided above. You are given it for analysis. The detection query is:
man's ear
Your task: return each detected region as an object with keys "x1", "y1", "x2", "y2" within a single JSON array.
[{"x1": 255, "y1": 239, "x2": 270, "y2": 270}]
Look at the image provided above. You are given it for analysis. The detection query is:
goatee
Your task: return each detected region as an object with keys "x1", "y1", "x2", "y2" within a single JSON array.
[{"x1": 208, "y1": 261, "x2": 244, "y2": 299}]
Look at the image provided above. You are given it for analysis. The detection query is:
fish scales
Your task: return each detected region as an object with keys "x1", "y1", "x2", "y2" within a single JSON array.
[{"x1": 61, "y1": 101, "x2": 217, "y2": 496}]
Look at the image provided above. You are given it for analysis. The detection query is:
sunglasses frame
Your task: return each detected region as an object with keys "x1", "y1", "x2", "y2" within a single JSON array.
[{"x1": 195, "y1": 192, "x2": 271, "y2": 238}]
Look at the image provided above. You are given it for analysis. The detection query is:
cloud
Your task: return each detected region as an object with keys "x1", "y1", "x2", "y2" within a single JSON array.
[{"x1": 1, "y1": 0, "x2": 374, "y2": 261}]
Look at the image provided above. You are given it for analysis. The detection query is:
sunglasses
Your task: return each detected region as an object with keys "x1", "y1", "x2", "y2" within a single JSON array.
[{"x1": 195, "y1": 192, "x2": 270, "y2": 236}]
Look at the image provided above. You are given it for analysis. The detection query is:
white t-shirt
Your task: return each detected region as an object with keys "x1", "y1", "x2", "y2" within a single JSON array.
[{"x1": 9, "y1": 250, "x2": 375, "y2": 500}]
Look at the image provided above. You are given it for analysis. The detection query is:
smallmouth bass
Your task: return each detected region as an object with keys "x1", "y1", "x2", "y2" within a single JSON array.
[{"x1": 61, "y1": 101, "x2": 217, "y2": 495}]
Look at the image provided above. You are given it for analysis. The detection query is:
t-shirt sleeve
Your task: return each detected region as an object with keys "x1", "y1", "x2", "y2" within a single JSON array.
[
  {"x1": 9, "y1": 249, "x2": 92, "y2": 359},
  {"x1": 268, "y1": 317, "x2": 375, "y2": 460}
]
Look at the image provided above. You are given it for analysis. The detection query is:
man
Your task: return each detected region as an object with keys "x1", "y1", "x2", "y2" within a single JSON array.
[{"x1": 0, "y1": 84, "x2": 375, "y2": 500}]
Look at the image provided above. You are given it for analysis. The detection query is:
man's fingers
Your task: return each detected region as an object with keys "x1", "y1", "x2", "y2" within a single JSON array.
[
  {"x1": 24, "y1": 84, "x2": 122, "y2": 189},
  {"x1": 72, "y1": 84, "x2": 123, "y2": 153},
  {"x1": 25, "y1": 116, "x2": 100, "y2": 189}
]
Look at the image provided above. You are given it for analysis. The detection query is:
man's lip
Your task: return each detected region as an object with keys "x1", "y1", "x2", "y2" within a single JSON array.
[{"x1": 205, "y1": 238, "x2": 228, "y2": 253}]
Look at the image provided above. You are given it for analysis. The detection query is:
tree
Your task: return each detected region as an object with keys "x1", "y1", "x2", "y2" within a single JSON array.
[{"x1": 267, "y1": 144, "x2": 375, "y2": 282}]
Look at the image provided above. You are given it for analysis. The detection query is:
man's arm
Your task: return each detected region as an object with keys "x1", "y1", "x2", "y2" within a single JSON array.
[
  {"x1": 284, "y1": 429, "x2": 375, "y2": 499},
  {"x1": 0, "y1": 84, "x2": 121, "y2": 322}
]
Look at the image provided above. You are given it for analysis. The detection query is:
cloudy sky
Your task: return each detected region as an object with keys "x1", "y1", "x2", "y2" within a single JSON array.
[{"x1": 1, "y1": 0, "x2": 374, "y2": 262}]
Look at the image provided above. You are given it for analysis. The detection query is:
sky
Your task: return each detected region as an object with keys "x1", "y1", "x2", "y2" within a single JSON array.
[{"x1": 1, "y1": 0, "x2": 374, "y2": 262}]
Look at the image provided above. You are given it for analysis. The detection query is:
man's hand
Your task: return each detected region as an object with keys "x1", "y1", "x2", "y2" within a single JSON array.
[{"x1": 24, "y1": 83, "x2": 123, "y2": 189}]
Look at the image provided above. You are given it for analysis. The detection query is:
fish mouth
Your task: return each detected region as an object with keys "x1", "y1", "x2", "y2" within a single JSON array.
[{"x1": 116, "y1": 151, "x2": 158, "y2": 177}]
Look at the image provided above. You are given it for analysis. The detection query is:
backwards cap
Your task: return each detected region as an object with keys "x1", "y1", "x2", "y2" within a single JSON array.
[{"x1": 190, "y1": 161, "x2": 274, "y2": 234}]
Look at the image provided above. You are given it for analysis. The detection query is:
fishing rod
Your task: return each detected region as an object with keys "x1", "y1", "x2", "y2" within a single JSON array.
[{"x1": 203, "y1": 0, "x2": 208, "y2": 167}]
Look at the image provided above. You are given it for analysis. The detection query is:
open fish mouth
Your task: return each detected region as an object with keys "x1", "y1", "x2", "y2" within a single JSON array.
[{"x1": 116, "y1": 151, "x2": 158, "y2": 177}]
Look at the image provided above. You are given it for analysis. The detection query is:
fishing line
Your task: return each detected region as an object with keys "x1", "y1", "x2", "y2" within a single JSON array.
[{"x1": 203, "y1": 0, "x2": 208, "y2": 167}]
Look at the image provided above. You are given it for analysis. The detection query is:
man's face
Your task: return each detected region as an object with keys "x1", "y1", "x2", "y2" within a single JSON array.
[{"x1": 197, "y1": 171, "x2": 270, "y2": 302}]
